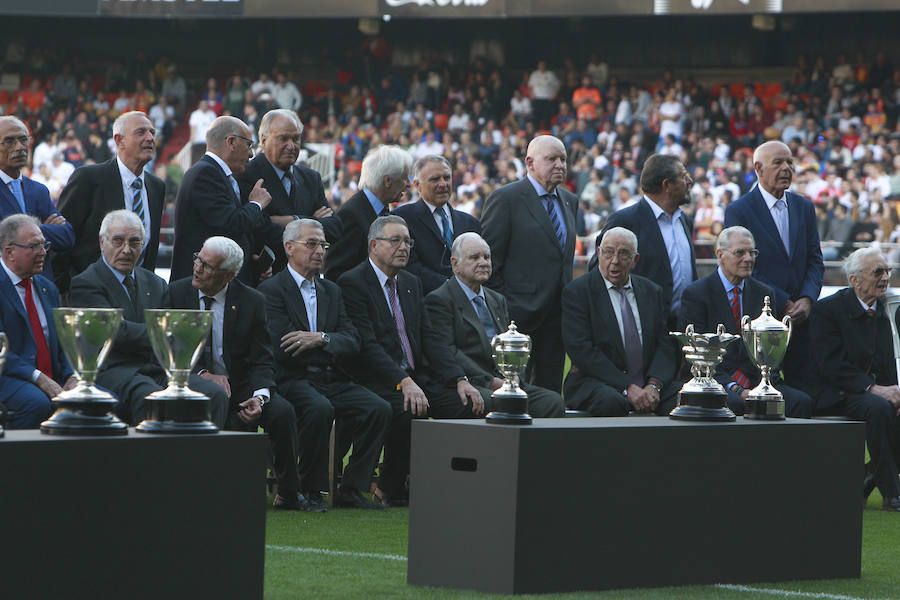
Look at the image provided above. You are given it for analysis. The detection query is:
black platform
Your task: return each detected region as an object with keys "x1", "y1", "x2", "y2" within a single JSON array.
[
  {"x1": 0, "y1": 429, "x2": 267, "y2": 600},
  {"x1": 408, "y1": 417, "x2": 864, "y2": 595}
]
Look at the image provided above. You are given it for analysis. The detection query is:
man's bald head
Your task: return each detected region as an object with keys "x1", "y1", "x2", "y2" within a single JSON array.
[{"x1": 525, "y1": 135, "x2": 567, "y2": 192}]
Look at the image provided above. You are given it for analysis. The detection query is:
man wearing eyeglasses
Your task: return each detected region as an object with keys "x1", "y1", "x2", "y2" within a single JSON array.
[
  {"x1": 0, "y1": 214, "x2": 75, "y2": 428},
  {"x1": 679, "y1": 226, "x2": 812, "y2": 417},
  {"x1": 171, "y1": 116, "x2": 272, "y2": 285}
]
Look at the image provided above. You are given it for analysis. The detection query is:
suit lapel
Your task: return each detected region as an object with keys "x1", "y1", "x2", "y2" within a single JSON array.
[
  {"x1": 639, "y1": 199, "x2": 668, "y2": 263},
  {"x1": 0, "y1": 180, "x2": 20, "y2": 213},
  {"x1": 786, "y1": 191, "x2": 802, "y2": 260},
  {"x1": 708, "y1": 274, "x2": 738, "y2": 333},
  {"x1": 396, "y1": 272, "x2": 419, "y2": 354},
  {"x1": 279, "y1": 270, "x2": 310, "y2": 331},
  {"x1": 98, "y1": 263, "x2": 140, "y2": 321},
  {"x1": 632, "y1": 278, "x2": 656, "y2": 352},
  {"x1": 414, "y1": 200, "x2": 446, "y2": 246},
  {"x1": 751, "y1": 188, "x2": 789, "y2": 261},
  {"x1": 0, "y1": 268, "x2": 27, "y2": 322},
  {"x1": 590, "y1": 271, "x2": 626, "y2": 360},
  {"x1": 364, "y1": 263, "x2": 394, "y2": 327},
  {"x1": 520, "y1": 180, "x2": 561, "y2": 253},
  {"x1": 313, "y1": 276, "x2": 329, "y2": 332},
  {"x1": 449, "y1": 278, "x2": 492, "y2": 357}
]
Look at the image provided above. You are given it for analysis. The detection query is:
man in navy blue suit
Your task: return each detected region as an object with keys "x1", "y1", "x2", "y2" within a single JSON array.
[
  {"x1": 0, "y1": 117, "x2": 73, "y2": 282},
  {"x1": 0, "y1": 214, "x2": 75, "y2": 428},
  {"x1": 724, "y1": 141, "x2": 823, "y2": 392}
]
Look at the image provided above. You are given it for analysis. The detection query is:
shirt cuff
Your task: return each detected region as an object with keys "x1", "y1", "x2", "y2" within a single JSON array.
[
  {"x1": 252, "y1": 388, "x2": 270, "y2": 399},
  {"x1": 250, "y1": 201, "x2": 263, "y2": 210},
  {"x1": 31, "y1": 369, "x2": 42, "y2": 383}
]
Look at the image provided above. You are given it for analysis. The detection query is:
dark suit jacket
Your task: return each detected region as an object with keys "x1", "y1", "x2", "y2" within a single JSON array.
[
  {"x1": 562, "y1": 270, "x2": 677, "y2": 394},
  {"x1": 391, "y1": 199, "x2": 481, "y2": 294},
  {"x1": 168, "y1": 277, "x2": 274, "y2": 405},
  {"x1": 258, "y1": 268, "x2": 360, "y2": 385},
  {"x1": 240, "y1": 154, "x2": 343, "y2": 273},
  {"x1": 338, "y1": 260, "x2": 464, "y2": 396},
  {"x1": 324, "y1": 189, "x2": 379, "y2": 282},
  {"x1": 0, "y1": 267, "x2": 72, "y2": 385},
  {"x1": 678, "y1": 272, "x2": 777, "y2": 390},
  {"x1": 480, "y1": 177, "x2": 577, "y2": 332},
  {"x1": 0, "y1": 176, "x2": 74, "y2": 281},
  {"x1": 724, "y1": 187, "x2": 823, "y2": 311},
  {"x1": 424, "y1": 277, "x2": 507, "y2": 389},
  {"x1": 56, "y1": 158, "x2": 164, "y2": 289},
  {"x1": 170, "y1": 155, "x2": 268, "y2": 284}
]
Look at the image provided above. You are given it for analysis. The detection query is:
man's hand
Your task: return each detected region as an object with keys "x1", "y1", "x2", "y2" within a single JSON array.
[
  {"x1": 35, "y1": 373, "x2": 63, "y2": 399},
  {"x1": 399, "y1": 377, "x2": 429, "y2": 416},
  {"x1": 258, "y1": 265, "x2": 273, "y2": 282},
  {"x1": 280, "y1": 330, "x2": 325, "y2": 357},
  {"x1": 63, "y1": 376, "x2": 77, "y2": 391},
  {"x1": 199, "y1": 371, "x2": 231, "y2": 398},
  {"x1": 457, "y1": 379, "x2": 484, "y2": 416},
  {"x1": 785, "y1": 297, "x2": 812, "y2": 323},
  {"x1": 237, "y1": 396, "x2": 263, "y2": 424},
  {"x1": 739, "y1": 388, "x2": 751, "y2": 402},
  {"x1": 269, "y1": 215, "x2": 296, "y2": 227},
  {"x1": 871, "y1": 384, "x2": 900, "y2": 414},
  {"x1": 643, "y1": 383, "x2": 660, "y2": 412},
  {"x1": 313, "y1": 206, "x2": 334, "y2": 219},
  {"x1": 248, "y1": 179, "x2": 272, "y2": 209},
  {"x1": 489, "y1": 377, "x2": 505, "y2": 392},
  {"x1": 44, "y1": 214, "x2": 67, "y2": 226},
  {"x1": 625, "y1": 383, "x2": 653, "y2": 412}
]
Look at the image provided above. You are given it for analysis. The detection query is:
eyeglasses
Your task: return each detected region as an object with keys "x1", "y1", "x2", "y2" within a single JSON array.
[
  {"x1": 229, "y1": 134, "x2": 254, "y2": 150},
  {"x1": 0, "y1": 135, "x2": 32, "y2": 149},
  {"x1": 725, "y1": 248, "x2": 760, "y2": 258},
  {"x1": 599, "y1": 248, "x2": 634, "y2": 262},
  {"x1": 291, "y1": 239, "x2": 330, "y2": 250},
  {"x1": 375, "y1": 237, "x2": 415, "y2": 248},
  {"x1": 106, "y1": 236, "x2": 143, "y2": 250},
  {"x1": 871, "y1": 267, "x2": 893, "y2": 277},
  {"x1": 193, "y1": 252, "x2": 229, "y2": 272},
  {"x1": 9, "y1": 240, "x2": 50, "y2": 252}
]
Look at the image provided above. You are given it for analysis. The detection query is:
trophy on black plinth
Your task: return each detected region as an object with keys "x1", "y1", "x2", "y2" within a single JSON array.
[
  {"x1": 741, "y1": 296, "x2": 791, "y2": 420},
  {"x1": 0, "y1": 332, "x2": 7, "y2": 438},
  {"x1": 136, "y1": 309, "x2": 218, "y2": 434},
  {"x1": 40, "y1": 308, "x2": 128, "y2": 436},
  {"x1": 485, "y1": 321, "x2": 532, "y2": 425},
  {"x1": 669, "y1": 324, "x2": 740, "y2": 422}
]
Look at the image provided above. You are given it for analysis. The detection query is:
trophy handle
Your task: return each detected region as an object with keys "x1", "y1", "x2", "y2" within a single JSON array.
[
  {"x1": 782, "y1": 314, "x2": 792, "y2": 348},
  {"x1": 740, "y1": 314, "x2": 751, "y2": 348}
]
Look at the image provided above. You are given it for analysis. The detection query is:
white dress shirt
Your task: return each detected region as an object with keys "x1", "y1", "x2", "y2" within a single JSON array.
[{"x1": 601, "y1": 273, "x2": 643, "y2": 347}]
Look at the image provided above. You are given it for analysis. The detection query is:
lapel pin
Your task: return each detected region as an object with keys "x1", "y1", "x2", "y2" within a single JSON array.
[{"x1": 231, "y1": 305, "x2": 237, "y2": 311}]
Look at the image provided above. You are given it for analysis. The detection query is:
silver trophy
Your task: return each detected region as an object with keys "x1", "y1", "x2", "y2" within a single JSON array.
[
  {"x1": 41, "y1": 308, "x2": 128, "y2": 436},
  {"x1": 0, "y1": 332, "x2": 7, "y2": 437},
  {"x1": 136, "y1": 309, "x2": 218, "y2": 434},
  {"x1": 669, "y1": 324, "x2": 740, "y2": 422},
  {"x1": 741, "y1": 296, "x2": 791, "y2": 420},
  {"x1": 485, "y1": 321, "x2": 532, "y2": 425}
]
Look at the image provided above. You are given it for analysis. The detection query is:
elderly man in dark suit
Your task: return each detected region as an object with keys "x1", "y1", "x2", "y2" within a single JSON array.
[
  {"x1": 324, "y1": 145, "x2": 411, "y2": 282},
  {"x1": 170, "y1": 115, "x2": 272, "y2": 284},
  {"x1": 392, "y1": 155, "x2": 480, "y2": 294},
  {"x1": 338, "y1": 215, "x2": 484, "y2": 507},
  {"x1": 0, "y1": 214, "x2": 75, "y2": 428},
  {"x1": 56, "y1": 111, "x2": 164, "y2": 291},
  {"x1": 679, "y1": 225, "x2": 812, "y2": 417},
  {"x1": 240, "y1": 109, "x2": 342, "y2": 274},
  {"x1": 810, "y1": 248, "x2": 900, "y2": 511},
  {"x1": 425, "y1": 232, "x2": 564, "y2": 417},
  {"x1": 168, "y1": 235, "x2": 304, "y2": 511},
  {"x1": 481, "y1": 135, "x2": 577, "y2": 393},
  {"x1": 563, "y1": 226, "x2": 679, "y2": 416},
  {"x1": 69, "y1": 210, "x2": 228, "y2": 426}
]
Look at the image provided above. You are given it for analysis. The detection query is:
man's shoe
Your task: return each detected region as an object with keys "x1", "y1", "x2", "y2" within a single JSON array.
[
  {"x1": 379, "y1": 492, "x2": 409, "y2": 508},
  {"x1": 864, "y1": 472, "x2": 877, "y2": 501},
  {"x1": 305, "y1": 491, "x2": 329, "y2": 513},
  {"x1": 882, "y1": 496, "x2": 900, "y2": 512},
  {"x1": 273, "y1": 492, "x2": 308, "y2": 511},
  {"x1": 334, "y1": 487, "x2": 387, "y2": 510}
]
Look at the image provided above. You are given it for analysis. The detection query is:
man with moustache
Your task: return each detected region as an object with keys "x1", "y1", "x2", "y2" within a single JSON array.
[
  {"x1": 0, "y1": 214, "x2": 75, "y2": 428},
  {"x1": 57, "y1": 111, "x2": 164, "y2": 291},
  {"x1": 0, "y1": 117, "x2": 73, "y2": 282},
  {"x1": 241, "y1": 109, "x2": 342, "y2": 274},
  {"x1": 480, "y1": 135, "x2": 577, "y2": 393},
  {"x1": 171, "y1": 116, "x2": 272, "y2": 285},
  {"x1": 392, "y1": 155, "x2": 481, "y2": 294}
]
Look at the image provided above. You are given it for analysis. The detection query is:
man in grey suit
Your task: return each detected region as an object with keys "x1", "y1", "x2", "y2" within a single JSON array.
[
  {"x1": 425, "y1": 232, "x2": 564, "y2": 417},
  {"x1": 480, "y1": 135, "x2": 577, "y2": 393},
  {"x1": 68, "y1": 210, "x2": 228, "y2": 426}
]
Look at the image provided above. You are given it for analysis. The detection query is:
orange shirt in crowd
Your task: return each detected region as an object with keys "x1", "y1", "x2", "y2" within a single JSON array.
[{"x1": 572, "y1": 86, "x2": 601, "y2": 120}]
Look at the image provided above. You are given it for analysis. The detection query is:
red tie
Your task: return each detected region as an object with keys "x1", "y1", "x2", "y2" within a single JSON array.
[
  {"x1": 18, "y1": 278, "x2": 53, "y2": 378},
  {"x1": 730, "y1": 287, "x2": 751, "y2": 389}
]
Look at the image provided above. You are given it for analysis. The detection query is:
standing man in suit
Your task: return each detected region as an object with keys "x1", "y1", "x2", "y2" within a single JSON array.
[
  {"x1": 338, "y1": 215, "x2": 484, "y2": 507},
  {"x1": 241, "y1": 109, "x2": 342, "y2": 274},
  {"x1": 57, "y1": 111, "x2": 164, "y2": 291},
  {"x1": 725, "y1": 140, "x2": 823, "y2": 392},
  {"x1": 809, "y1": 248, "x2": 900, "y2": 511},
  {"x1": 594, "y1": 153, "x2": 697, "y2": 329},
  {"x1": 480, "y1": 135, "x2": 577, "y2": 393},
  {"x1": 170, "y1": 116, "x2": 272, "y2": 284},
  {"x1": 260, "y1": 219, "x2": 391, "y2": 511},
  {"x1": 679, "y1": 226, "x2": 812, "y2": 417},
  {"x1": 69, "y1": 210, "x2": 228, "y2": 426},
  {"x1": 168, "y1": 236, "x2": 304, "y2": 511},
  {"x1": 0, "y1": 117, "x2": 73, "y2": 282},
  {"x1": 392, "y1": 155, "x2": 481, "y2": 294},
  {"x1": 0, "y1": 214, "x2": 74, "y2": 428},
  {"x1": 425, "y1": 232, "x2": 564, "y2": 417},
  {"x1": 562, "y1": 227, "x2": 679, "y2": 416},
  {"x1": 324, "y1": 145, "x2": 411, "y2": 282}
]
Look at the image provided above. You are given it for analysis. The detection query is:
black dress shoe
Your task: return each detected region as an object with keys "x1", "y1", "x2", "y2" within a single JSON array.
[
  {"x1": 864, "y1": 472, "x2": 877, "y2": 501},
  {"x1": 273, "y1": 492, "x2": 308, "y2": 511},
  {"x1": 882, "y1": 496, "x2": 900, "y2": 512},
  {"x1": 378, "y1": 492, "x2": 409, "y2": 508},
  {"x1": 334, "y1": 487, "x2": 386, "y2": 510},
  {"x1": 305, "y1": 491, "x2": 329, "y2": 513}
]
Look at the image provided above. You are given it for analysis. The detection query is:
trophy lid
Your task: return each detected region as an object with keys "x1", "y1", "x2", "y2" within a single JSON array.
[
  {"x1": 746, "y1": 296, "x2": 790, "y2": 332},
  {"x1": 492, "y1": 321, "x2": 531, "y2": 349}
]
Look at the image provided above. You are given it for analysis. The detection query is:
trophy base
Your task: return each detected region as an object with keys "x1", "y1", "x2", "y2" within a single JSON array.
[
  {"x1": 485, "y1": 411, "x2": 533, "y2": 425},
  {"x1": 669, "y1": 390, "x2": 736, "y2": 422},
  {"x1": 40, "y1": 391, "x2": 128, "y2": 436},
  {"x1": 136, "y1": 391, "x2": 218, "y2": 434},
  {"x1": 743, "y1": 396, "x2": 786, "y2": 420},
  {"x1": 487, "y1": 389, "x2": 532, "y2": 425}
]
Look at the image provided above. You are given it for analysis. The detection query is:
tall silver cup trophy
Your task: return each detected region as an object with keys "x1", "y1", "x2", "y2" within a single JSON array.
[
  {"x1": 741, "y1": 296, "x2": 791, "y2": 420},
  {"x1": 669, "y1": 324, "x2": 740, "y2": 422},
  {"x1": 136, "y1": 309, "x2": 218, "y2": 433},
  {"x1": 0, "y1": 332, "x2": 7, "y2": 437},
  {"x1": 41, "y1": 308, "x2": 128, "y2": 435},
  {"x1": 485, "y1": 321, "x2": 532, "y2": 425}
]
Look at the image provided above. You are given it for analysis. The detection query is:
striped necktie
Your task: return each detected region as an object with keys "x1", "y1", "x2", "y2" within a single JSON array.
[
  {"x1": 543, "y1": 194, "x2": 565, "y2": 251},
  {"x1": 131, "y1": 177, "x2": 145, "y2": 223}
]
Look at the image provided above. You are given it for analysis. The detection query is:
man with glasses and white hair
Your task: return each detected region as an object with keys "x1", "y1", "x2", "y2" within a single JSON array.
[
  {"x1": 810, "y1": 247, "x2": 900, "y2": 511},
  {"x1": 0, "y1": 214, "x2": 75, "y2": 428},
  {"x1": 171, "y1": 115, "x2": 273, "y2": 285},
  {"x1": 69, "y1": 210, "x2": 228, "y2": 426},
  {"x1": 679, "y1": 226, "x2": 812, "y2": 417}
]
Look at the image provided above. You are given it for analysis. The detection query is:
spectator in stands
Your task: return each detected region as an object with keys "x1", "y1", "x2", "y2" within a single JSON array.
[
  {"x1": 447, "y1": 103, "x2": 470, "y2": 133},
  {"x1": 161, "y1": 65, "x2": 187, "y2": 114},
  {"x1": 49, "y1": 153, "x2": 74, "y2": 186},
  {"x1": 149, "y1": 95, "x2": 175, "y2": 143},
  {"x1": 273, "y1": 73, "x2": 302, "y2": 111},
  {"x1": 251, "y1": 72, "x2": 275, "y2": 98},
  {"x1": 528, "y1": 60, "x2": 560, "y2": 129},
  {"x1": 189, "y1": 100, "x2": 217, "y2": 152},
  {"x1": 509, "y1": 88, "x2": 532, "y2": 129},
  {"x1": 223, "y1": 75, "x2": 246, "y2": 117},
  {"x1": 572, "y1": 75, "x2": 601, "y2": 122}
]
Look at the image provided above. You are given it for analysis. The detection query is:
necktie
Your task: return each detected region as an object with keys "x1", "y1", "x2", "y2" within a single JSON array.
[
  {"x1": 472, "y1": 295, "x2": 498, "y2": 340},
  {"x1": 282, "y1": 171, "x2": 292, "y2": 197},
  {"x1": 730, "y1": 288, "x2": 751, "y2": 389},
  {"x1": 385, "y1": 277, "x2": 415, "y2": 371},
  {"x1": 379, "y1": 205, "x2": 390, "y2": 217},
  {"x1": 122, "y1": 274, "x2": 138, "y2": 311},
  {"x1": 436, "y1": 206, "x2": 452, "y2": 247},
  {"x1": 201, "y1": 295, "x2": 214, "y2": 371},
  {"x1": 9, "y1": 178, "x2": 25, "y2": 213},
  {"x1": 543, "y1": 194, "x2": 565, "y2": 252},
  {"x1": 867, "y1": 307, "x2": 876, "y2": 318},
  {"x1": 131, "y1": 177, "x2": 145, "y2": 223},
  {"x1": 18, "y1": 279, "x2": 52, "y2": 378},
  {"x1": 773, "y1": 198, "x2": 790, "y2": 255},
  {"x1": 616, "y1": 286, "x2": 644, "y2": 387},
  {"x1": 227, "y1": 174, "x2": 240, "y2": 203}
]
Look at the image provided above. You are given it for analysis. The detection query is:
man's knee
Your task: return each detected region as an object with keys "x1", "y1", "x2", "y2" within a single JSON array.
[{"x1": 4, "y1": 384, "x2": 52, "y2": 429}]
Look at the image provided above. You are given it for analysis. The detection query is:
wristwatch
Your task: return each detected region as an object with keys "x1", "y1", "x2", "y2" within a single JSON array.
[
  {"x1": 457, "y1": 375, "x2": 469, "y2": 383},
  {"x1": 647, "y1": 382, "x2": 661, "y2": 393},
  {"x1": 321, "y1": 333, "x2": 330, "y2": 345}
]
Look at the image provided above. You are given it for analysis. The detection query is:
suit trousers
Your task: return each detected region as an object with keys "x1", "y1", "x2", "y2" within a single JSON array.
[
  {"x1": 725, "y1": 383, "x2": 813, "y2": 418},
  {"x1": 524, "y1": 298, "x2": 565, "y2": 394},
  {"x1": 475, "y1": 382, "x2": 564, "y2": 418},
  {"x1": 567, "y1": 377, "x2": 678, "y2": 417},
  {"x1": 0, "y1": 378, "x2": 52, "y2": 429}
]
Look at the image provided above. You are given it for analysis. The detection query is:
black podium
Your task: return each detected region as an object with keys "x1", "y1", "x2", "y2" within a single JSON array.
[
  {"x1": 408, "y1": 417, "x2": 864, "y2": 594},
  {"x1": 1, "y1": 430, "x2": 267, "y2": 600}
]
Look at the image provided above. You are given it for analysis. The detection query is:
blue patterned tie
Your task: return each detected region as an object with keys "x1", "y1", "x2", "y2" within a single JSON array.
[
  {"x1": 472, "y1": 295, "x2": 498, "y2": 340},
  {"x1": 227, "y1": 174, "x2": 240, "y2": 203},
  {"x1": 131, "y1": 177, "x2": 145, "y2": 223},
  {"x1": 436, "y1": 207, "x2": 452, "y2": 247},
  {"x1": 543, "y1": 194, "x2": 565, "y2": 251},
  {"x1": 9, "y1": 179, "x2": 25, "y2": 213},
  {"x1": 617, "y1": 286, "x2": 644, "y2": 387}
]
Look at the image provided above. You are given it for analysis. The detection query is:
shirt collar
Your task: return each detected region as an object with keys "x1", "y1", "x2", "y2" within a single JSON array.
[
  {"x1": 287, "y1": 264, "x2": 316, "y2": 291},
  {"x1": 0, "y1": 170, "x2": 20, "y2": 186},
  {"x1": 265, "y1": 155, "x2": 288, "y2": 182},
  {"x1": 455, "y1": 275, "x2": 484, "y2": 302},
  {"x1": 757, "y1": 183, "x2": 784, "y2": 210},
  {"x1": 369, "y1": 258, "x2": 394, "y2": 288},
  {"x1": 526, "y1": 173, "x2": 557, "y2": 198},
  {"x1": 855, "y1": 294, "x2": 877, "y2": 313},
  {"x1": 601, "y1": 272, "x2": 632, "y2": 291},
  {"x1": 101, "y1": 255, "x2": 129, "y2": 285},
  {"x1": 205, "y1": 151, "x2": 233, "y2": 179},
  {"x1": 716, "y1": 266, "x2": 744, "y2": 294},
  {"x1": 362, "y1": 187, "x2": 386, "y2": 215},
  {"x1": 644, "y1": 195, "x2": 683, "y2": 222},
  {"x1": 197, "y1": 282, "x2": 229, "y2": 304},
  {"x1": 424, "y1": 198, "x2": 449, "y2": 219},
  {"x1": 0, "y1": 256, "x2": 23, "y2": 286},
  {"x1": 116, "y1": 156, "x2": 144, "y2": 185}
]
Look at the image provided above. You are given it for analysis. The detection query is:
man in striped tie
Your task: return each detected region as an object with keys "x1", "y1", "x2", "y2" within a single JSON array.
[{"x1": 678, "y1": 225, "x2": 812, "y2": 417}]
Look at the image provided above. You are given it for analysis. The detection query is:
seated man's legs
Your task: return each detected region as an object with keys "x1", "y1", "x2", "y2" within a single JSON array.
[
  {"x1": 97, "y1": 368, "x2": 165, "y2": 426},
  {"x1": 279, "y1": 379, "x2": 335, "y2": 498},
  {"x1": 520, "y1": 382, "x2": 565, "y2": 417},
  {"x1": 843, "y1": 392, "x2": 900, "y2": 500},
  {"x1": 0, "y1": 377, "x2": 51, "y2": 428},
  {"x1": 427, "y1": 380, "x2": 485, "y2": 419},
  {"x1": 779, "y1": 383, "x2": 813, "y2": 418},
  {"x1": 187, "y1": 373, "x2": 230, "y2": 428},
  {"x1": 377, "y1": 389, "x2": 412, "y2": 503},
  {"x1": 564, "y1": 375, "x2": 630, "y2": 416}
]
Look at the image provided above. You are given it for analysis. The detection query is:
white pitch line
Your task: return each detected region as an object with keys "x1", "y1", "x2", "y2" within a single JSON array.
[
  {"x1": 266, "y1": 545, "x2": 407, "y2": 562},
  {"x1": 714, "y1": 583, "x2": 874, "y2": 600}
]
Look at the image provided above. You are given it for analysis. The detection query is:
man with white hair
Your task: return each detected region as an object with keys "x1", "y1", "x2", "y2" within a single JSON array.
[{"x1": 810, "y1": 247, "x2": 900, "y2": 511}]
